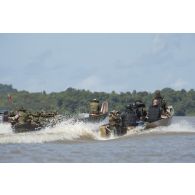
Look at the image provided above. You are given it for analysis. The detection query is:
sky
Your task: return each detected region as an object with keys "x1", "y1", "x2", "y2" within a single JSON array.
[{"x1": 0, "y1": 33, "x2": 194, "y2": 93}]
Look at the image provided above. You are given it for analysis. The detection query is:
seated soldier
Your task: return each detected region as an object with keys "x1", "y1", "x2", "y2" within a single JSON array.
[
  {"x1": 8, "y1": 111, "x2": 19, "y2": 125},
  {"x1": 9, "y1": 107, "x2": 28, "y2": 125},
  {"x1": 147, "y1": 99, "x2": 161, "y2": 123},
  {"x1": 153, "y1": 90, "x2": 167, "y2": 113},
  {"x1": 17, "y1": 108, "x2": 28, "y2": 124}
]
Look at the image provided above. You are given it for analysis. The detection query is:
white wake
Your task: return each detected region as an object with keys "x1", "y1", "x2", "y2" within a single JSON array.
[
  {"x1": 0, "y1": 118, "x2": 106, "y2": 144},
  {"x1": 0, "y1": 118, "x2": 194, "y2": 144}
]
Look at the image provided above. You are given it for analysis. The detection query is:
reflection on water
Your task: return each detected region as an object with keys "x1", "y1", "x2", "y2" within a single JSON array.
[{"x1": 0, "y1": 116, "x2": 195, "y2": 162}]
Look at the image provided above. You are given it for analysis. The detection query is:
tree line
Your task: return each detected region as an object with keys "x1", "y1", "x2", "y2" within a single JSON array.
[{"x1": 0, "y1": 83, "x2": 194, "y2": 116}]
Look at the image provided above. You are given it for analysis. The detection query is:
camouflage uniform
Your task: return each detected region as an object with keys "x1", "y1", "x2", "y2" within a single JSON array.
[{"x1": 18, "y1": 109, "x2": 28, "y2": 124}]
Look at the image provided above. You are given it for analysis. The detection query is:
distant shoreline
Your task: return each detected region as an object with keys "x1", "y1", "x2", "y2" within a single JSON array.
[{"x1": 0, "y1": 83, "x2": 194, "y2": 116}]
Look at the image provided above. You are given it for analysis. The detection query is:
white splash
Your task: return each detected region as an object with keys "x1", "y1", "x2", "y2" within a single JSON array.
[
  {"x1": 0, "y1": 123, "x2": 13, "y2": 135},
  {"x1": 155, "y1": 120, "x2": 195, "y2": 133},
  {"x1": 116, "y1": 119, "x2": 195, "y2": 138},
  {"x1": 0, "y1": 118, "x2": 194, "y2": 144},
  {"x1": 0, "y1": 118, "x2": 105, "y2": 144}
]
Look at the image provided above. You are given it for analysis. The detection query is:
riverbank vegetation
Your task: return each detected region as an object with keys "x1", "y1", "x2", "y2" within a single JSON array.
[{"x1": 0, "y1": 83, "x2": 194, "y2": 116}]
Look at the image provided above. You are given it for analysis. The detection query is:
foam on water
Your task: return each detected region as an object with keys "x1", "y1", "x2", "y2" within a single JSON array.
[
  {"x1": 112, "y1": 119, "x2": 195, "y2": 139},
  {"x1": 154, "y1": 120, "x2": 195, "y2": 133},
  {"x1": 0, "y1": 123, "x2": 13, "y2": 135},
  {"x1": 130, "y1": 119, "x2": 195, "y2": 136},
  {"x1": 0, "y1": 118, "x2": 106, "y2": 144},
  {"x1": 0, "y1": 118, "x2": 194, "y2": 144}
]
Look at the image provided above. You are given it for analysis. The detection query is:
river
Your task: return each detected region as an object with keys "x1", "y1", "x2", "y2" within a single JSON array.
[{"x1": 0, "y1": 116, "x2": 195, "y2": 162}]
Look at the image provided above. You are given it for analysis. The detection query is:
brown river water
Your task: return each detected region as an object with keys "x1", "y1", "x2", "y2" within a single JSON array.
[{"x1": 0, "y1": 116, "x2": 195, "y2": 162}]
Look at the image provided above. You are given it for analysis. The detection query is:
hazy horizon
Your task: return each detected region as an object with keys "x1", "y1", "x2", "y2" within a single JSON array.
[{"x1": 0, "y1": 82, "x2": 193, "y2": 94}]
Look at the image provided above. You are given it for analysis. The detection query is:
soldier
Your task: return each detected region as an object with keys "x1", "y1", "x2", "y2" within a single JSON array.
[
  {"x1": 153, "y1": 90, "x2": 167, "y2": 113},
  {"x1": 17, "y1": 107, "x2": 28, "y2": 124},
  {"x1": 89, "y1": 99, "x2": 101, "y2": 115},
  {"x1": 108, "y1": 110, "x2": 122, "y2": 135},
  {"x1": 8, "y1": 111, "x2": 19, "y2": 125},
  {"x1": 32, "y1": 112, "x2": 41, "y2": 125},
  {"x1": 147, "y1": 99, "x2": 161, "y2": 122},
  {"x1": 25, "y1": 112, "x2": 33, "y2": 124}
]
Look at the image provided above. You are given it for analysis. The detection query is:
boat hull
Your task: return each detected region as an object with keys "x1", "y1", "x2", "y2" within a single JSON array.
[
  {"x1": 144, "y1": 117, "x2": 172, "y2": 129},
  {"x1": 99, "y1": 117, "x2": 172, "y2": 138},
  {"x1": 99, "y1": 117, "x2": 173, "y2": 138},
  {"x1": 12, "y1": 123, "x2": 42, "y2": 133}
]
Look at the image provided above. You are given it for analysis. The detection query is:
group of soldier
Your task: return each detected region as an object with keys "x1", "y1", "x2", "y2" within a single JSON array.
[
  {"x1": 89, "y1": 90, "x2": 168, "y2": 135},
  {"x1": 8, "y1": 108, "x2": 59, "y2": 128},
  {"x1": 5, "y1": 90, "x2": 167, "y2": 133}
]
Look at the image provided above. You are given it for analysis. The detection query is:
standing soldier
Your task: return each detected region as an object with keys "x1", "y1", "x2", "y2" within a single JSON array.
[{"x1": 89, "y1": 99, "x2": 101, "y2": 115}]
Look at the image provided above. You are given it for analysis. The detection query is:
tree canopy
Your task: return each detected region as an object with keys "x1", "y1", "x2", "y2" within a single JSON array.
[{"x1": 0, "y1": 84, "x2": 194, "y2": 116}]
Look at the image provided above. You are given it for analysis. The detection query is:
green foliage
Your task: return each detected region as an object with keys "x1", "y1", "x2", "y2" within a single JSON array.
[
  {"x1": 0, "y1": 84, "x2": 195, "y2": 116},
  {"x1": 0, "y1": 84, "x2": 17, "y2": 93}
]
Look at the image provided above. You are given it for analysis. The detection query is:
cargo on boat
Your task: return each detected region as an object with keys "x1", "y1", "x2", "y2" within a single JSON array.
[{"x1": 8, "y1": 108, "x2": 60, "y2": 133}]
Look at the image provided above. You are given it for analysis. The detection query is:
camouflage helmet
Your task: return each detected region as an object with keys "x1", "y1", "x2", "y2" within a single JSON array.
[{"x1": 110, "y1": 110, "x2": 120, "y2": 115}]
